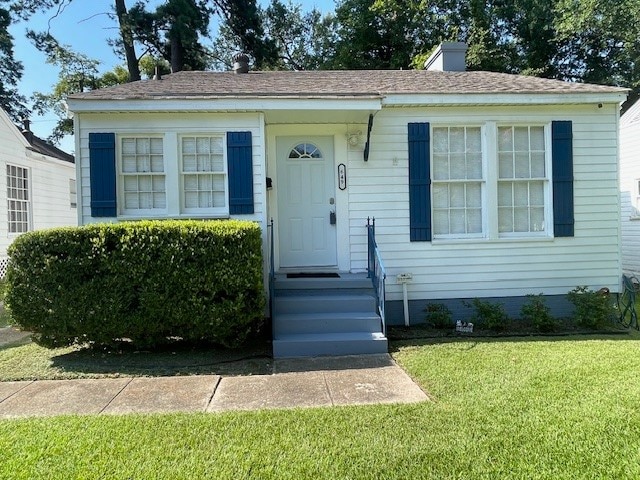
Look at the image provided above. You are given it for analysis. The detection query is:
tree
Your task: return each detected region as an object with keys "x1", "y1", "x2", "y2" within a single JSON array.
[
  {"x1": 208, "y1": 0, "x2": 278, "y2": 68},
  {"x1": 0, "y1": 6, "x2": 28, "y2": 122},
  {"x1": 555, "y1": 0, "x2": 640, "y2": 86},
  {"x1": 210, "y1": 0, "x2": 336, "y2": 71},
  {"x1": 28, "y1": 33, "x2": 128, "y2": 142},
  {"x1": 128, "y1": 0, "x2": 212, "y2": 73},
  {"x1": 114, "y1": 0, "x2": 141, "y2": 81},
  {"x1": 326, "y1": 0, "x2": 423, "y2": 70}
]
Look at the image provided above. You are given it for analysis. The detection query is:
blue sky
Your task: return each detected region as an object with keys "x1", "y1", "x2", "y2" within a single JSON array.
[{"x1": 10, "y1": 0, "x2": 334, "y2": 152}]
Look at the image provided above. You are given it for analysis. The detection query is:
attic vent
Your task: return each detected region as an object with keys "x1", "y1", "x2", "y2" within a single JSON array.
[{"x1": 233, "y1": 53, "x2": 250, "y2": 74}]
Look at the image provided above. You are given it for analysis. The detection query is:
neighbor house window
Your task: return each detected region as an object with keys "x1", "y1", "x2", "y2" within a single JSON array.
[
  {"x1": 180, "y1": 135, "x2": 227, "y2": 214},
  {"x1": 432, "y1": 126, "x2": 483, "y2": 237},
  {"x1": 69, "y1": 179, "x2": 77, "y2": 208},
  {"x1": 119, "y1": 136, "x2": 166, "y2": 214},
  {"x1": 497, "y1": 126, "x2": 548, "y2": 235},
  {"x1": 7, "y1": 164, "x2": 30, "y2": 233}
]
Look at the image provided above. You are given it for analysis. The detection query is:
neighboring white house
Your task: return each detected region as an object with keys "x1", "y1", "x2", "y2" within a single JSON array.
[
  {"x1": 0, "y1": 107, "x2": 77, "y2": 275},
  {"x1": 67, "y1": 44, "x2": 627, "y2": 354},
  {"x1": 620, "y1": 99, "x2": 640, "y2": 277}
]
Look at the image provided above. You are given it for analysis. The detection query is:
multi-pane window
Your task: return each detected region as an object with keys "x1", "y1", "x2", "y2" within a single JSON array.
[
  {"x1": 497, "y1": 126, "x2": 547, "y2": 234},
  {"x1": 69, "y1": 179, "x2": 77, "y2": 208},
  {"x1": 181, "y1": 136, "x2": 226, "y2": 212},
  {"x1": 7, "y1": 165, "x2": 30, "y2": 233},
  {"x1": 120, "y1": 137, "x2": 166, "y2": 213},
  {"x1": 432, "y1": 126, "x2": 483, "y2": 237}
]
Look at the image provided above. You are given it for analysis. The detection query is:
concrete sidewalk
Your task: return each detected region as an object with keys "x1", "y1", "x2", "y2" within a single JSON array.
[{"x1": 0, "y1": 354, "x2": 428, "y2": 418}]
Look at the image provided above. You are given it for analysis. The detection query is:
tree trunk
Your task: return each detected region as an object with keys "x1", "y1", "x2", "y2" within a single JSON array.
[
  {"x1": 170, "y1": 32, "x2": 184, "y2": 73},
  {"x1": 115, "y1": 0, "x2": 141, "y2": 82}
]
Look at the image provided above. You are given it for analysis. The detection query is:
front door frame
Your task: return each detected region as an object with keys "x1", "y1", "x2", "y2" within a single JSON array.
[
  {"x1": 276, "y1": 135, "x2": 337, "y2": 268},
  {"x1": 266, "y1": 124, "x2": 351, "y2": 273}
]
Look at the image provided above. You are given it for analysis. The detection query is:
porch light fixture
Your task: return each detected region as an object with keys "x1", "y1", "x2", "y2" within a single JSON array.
[{"x1": 347, "y1": 131, "x2": 362, "y2": 147}]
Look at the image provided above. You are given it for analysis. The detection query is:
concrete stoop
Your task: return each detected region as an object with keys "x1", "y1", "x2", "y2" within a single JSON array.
[{"x1": 272, "y1": 274, "x2": 388, "y2": 358}]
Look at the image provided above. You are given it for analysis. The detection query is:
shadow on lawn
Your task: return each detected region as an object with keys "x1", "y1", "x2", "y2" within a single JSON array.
[
  {"x1": 388, "y1": 326, "x2": 638, "y2": 353},
  {"x1": 48, "y1": 339, "x2": 274, "y2": 377}
]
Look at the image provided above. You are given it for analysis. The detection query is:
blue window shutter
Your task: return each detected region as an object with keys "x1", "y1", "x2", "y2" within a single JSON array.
[
  {"x1": 408, "y1": 123, "x2": 431, "y2": 241},
  {"x1": 552, "y1": 121, "x2": 574, "y2": 237},
  {"x1": 89, "y1": 133, "x2": 116, "y2": 217},
  {"x1": 227, "y1": 131, "x2": 254, "y2": 214}
]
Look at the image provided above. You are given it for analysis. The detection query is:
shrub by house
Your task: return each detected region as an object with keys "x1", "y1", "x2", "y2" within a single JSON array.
[{"x1": 5, "y1": 220, "x2": 265, "y2": 349}]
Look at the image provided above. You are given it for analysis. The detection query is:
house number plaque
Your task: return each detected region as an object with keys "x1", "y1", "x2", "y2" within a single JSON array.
[{"x1": 338, "y1": 163, "x2": 347, "y2": 190}]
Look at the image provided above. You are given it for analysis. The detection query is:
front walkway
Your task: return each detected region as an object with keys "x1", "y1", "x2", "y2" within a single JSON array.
[{"x1": 0, "y1": 354, "x2": 428, "y2": 418}]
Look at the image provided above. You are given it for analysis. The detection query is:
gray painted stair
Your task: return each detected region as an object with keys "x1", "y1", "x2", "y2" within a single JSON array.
[{"x1": 272, "y1": 273, "x2": 388, "y2": 358}]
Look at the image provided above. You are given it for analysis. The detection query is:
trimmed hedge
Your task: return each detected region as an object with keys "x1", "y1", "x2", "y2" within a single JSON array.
[{"x1": 6, "y1": 220, "x2": 265, "y2": 349}]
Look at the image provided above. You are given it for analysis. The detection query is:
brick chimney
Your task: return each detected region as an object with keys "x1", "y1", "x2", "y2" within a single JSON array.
[{"x1": 424, "y1": 42, "x2": 467, "y2": 72}]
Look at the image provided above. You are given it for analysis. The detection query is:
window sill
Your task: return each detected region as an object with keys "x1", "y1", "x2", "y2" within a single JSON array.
[
  {"x1": 117, "y1": 213, "x2": 230, "y2": 221},
  {"x1": 431, "y1": 236, "x2": 555, "y2": 245}
]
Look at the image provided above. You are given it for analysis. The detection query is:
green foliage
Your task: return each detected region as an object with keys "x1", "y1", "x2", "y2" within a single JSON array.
[
  {"x1": 5, "y1": 220, "x2": 265, "y2": 349},
  {"x1": 0, "y1": 6, "x2": 28, "y2": 122},
  {"x1": 465, "y1": 298, "x2": 509, "y2": 332},
  {"x1": 326, "y1": 0, "x2": 423, "y2": 70},
  {"x1": 210, "y1": 0, "x2": 336, "y2": 71},
  {"x1": 520, "y1": 294, "x2": 556, "y2": 332},
  {"x1": 567, "y1": 286, "x2": 617, "y2": 329},
  {"x1": 28, "y1": 32, "x2": 130, "y2": 143},
  {"x1": 424, "y1": 303, "x2": 453, "y2": 329}
]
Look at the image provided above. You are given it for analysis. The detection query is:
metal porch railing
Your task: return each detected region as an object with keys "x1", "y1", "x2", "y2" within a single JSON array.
[
  {"x1": 267, "y1": 218, "x2": 275, "y2": 322},
  {"x1": 367, "y1": 217, "x2": 387, "y2": 335}
]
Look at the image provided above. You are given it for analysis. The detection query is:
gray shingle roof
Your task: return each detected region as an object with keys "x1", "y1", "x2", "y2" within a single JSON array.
[{"x1": 68, "y1": 70, "x2": 627, "y2": 101}]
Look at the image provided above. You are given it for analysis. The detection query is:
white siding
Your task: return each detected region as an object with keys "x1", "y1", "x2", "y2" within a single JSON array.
[
  {"x1": 348, "y1": 104, "x2": 621, "y2": 300},
  {"x1": 0, "y1": 110, "x2": 76, "y2": 258},
  {"x1": 76, "y1": 112, "x2": 266, "y2": 226},
  {"x1": 620, "y1": 104, "x2": 640, "y2": 277}
]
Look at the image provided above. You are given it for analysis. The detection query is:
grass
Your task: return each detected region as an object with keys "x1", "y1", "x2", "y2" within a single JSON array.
[
  {"x1": 1, "y1": 333, "x2": 640, "y2": 479},
  {"x1": 0, "y1": 279, "x2": 10, "y2": 328},
  {"x1": 0, "y1": 341, "x2": 273, "y2": 380}
]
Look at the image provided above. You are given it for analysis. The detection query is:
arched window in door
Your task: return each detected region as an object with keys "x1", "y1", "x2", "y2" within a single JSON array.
[{"x1": 289, "y1": 143, "x2": 323, "y2": 159}]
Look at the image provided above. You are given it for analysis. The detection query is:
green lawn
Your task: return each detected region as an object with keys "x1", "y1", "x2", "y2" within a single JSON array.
[
  {"x1": 0, "y1": 279, "x2": 10, "y2": 328},
  {"x1": 1, "y1": 334, "x2": 639, "y2": 479}
]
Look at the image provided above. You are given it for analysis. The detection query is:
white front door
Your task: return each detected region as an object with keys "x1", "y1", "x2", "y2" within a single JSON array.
[{"x1": 277, "y1": 136, "x2": 337, "y2": 268}]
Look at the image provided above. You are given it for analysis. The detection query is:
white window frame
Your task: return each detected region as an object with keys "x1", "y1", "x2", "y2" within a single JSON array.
[
  {"x1": 117, "y1": 135, "x2": 167, "y2": 217},
  {"x1": 431, "y1": 125, "x2": 486, "y2": 240},
  {"x1": 6, "y1": 164, "x2": 31, "y2": 235},
  {"x1": 496, "y1": 124, "x2": 552, "y2": 239},
  {"x1": 179, "y1": 134, "x2": 228, "y2": 216},
  {"x1": 69, "y1": 179, "x2": 77, "y2": 209},
  {"x1": 429, "y1": 122, "x2": 553, "y2": 242}
]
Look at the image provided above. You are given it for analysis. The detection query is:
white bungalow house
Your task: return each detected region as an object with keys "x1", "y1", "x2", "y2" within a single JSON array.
[
  {"x1": 620, "y1": 99, "x2": 640, "y2": 277},
  {"x1": 67, "y1": 44, "x2": 627, "y2": 357},
  {"x1": 0, "y1": 107, "x2": 77, "y2": 277}
]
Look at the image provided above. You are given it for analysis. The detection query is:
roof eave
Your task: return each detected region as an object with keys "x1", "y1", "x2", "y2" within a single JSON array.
[
  {"x1": 382, "y1": 92, "x2": 629, "y2": 107},
  {"x1": 66, "y1": 96, "x2": 384, "y2": 113}
]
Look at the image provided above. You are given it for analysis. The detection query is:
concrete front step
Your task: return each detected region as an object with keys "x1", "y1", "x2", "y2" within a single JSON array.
[
  {"x1": 274, "y1": 312, "x2": 383, "y2": 336},
  {"x1": 274, "y1": 274, "x2": 373, "y2": 292},
  {"x1": 273, "y1": 332, "x2": 388, "y2": 358},
  {"x1": 274, "y1": 293, "x2": 376, "y2": 315}
]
